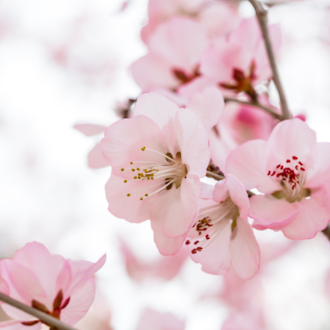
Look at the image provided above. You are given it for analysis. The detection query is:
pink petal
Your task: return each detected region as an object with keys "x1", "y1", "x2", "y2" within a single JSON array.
[
  {"x1": 189, "y1": 219, "x2": 232, "y2": 275},
  {"x1": 101, "y1": 115, "x2": 167, "y2": 178},
  {"x1": 74, "y1": 124, "x2": 106, "y2": 137},
  {"x1": 105, "y1": 174, "x2": 157, "y2": 223},
  {"x1": 305, "y1": 142, "x2": 330, "y2": 189},
  {"x1": 230, "y1": 218, "x2": 260, "y2": 279},
  {"x1": 130, "y1": 53, "x2": 178, "y2": 90},
  {"x1": 175, "y1": 109, "x2": 210, "y2": 178},
  {"x1": 88, "y1": 143, "x2": 109, "y2": 169},
  {"x1": 150, "y1": 216, "x2": 186, "y2": 257},
  {"x1": 266, "y1": 119, "x2": 317, "y2": 171},
  {"x1": 281, "y1": 189, "x2": 330, "y2": 240},
  {"x1": 149, "y1": 17, "x2": 208, "y2": 72},
  {"x1": 64, "y1": 255, "x2": 106, "y2": 299},
  {"x1": 226, "y1": 140, "x2": 279, "y2": 193},
  {"x1": 133, "y1": 92, "x2": 179, "y2": 129},
  {"x1": 186, "y1": 87, "x2": 224, "y2": 130},
  {"x1": 249, "y1": 195, "x2": 302, "y2": 227},
  {"x1": 200, "y1": 182, "x2": 214, "y2": 199},
  {"x1": 60, "y1": 279, "x2": 96, "y2": 326},
  {"x1": 177, "y1": 76, "x2": 218, "y2": 101},
  {"x1": 162, "y1": 174, "x2": 200, "y2": 237},
  {"x1": 226, "y1": 174, "x2": 249, "y2": 220}
]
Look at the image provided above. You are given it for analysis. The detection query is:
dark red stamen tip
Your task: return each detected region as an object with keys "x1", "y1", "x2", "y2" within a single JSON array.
[
  {"x1": 301, "y1": 167, "x2": 305, "y2": 171},
  {"x1": 292, "y1": 156, "x2": 298, "y2": 160},
  {"x1": 197, "y1": 247, "x2": 203, "y2": 251},
  {"x1": 194, "y1": 241, "x2": 199, "y2": 245},
  {"x1": 286, "y1": 159, "x2": 291, "y2": 163},
  {"x1": 185, "y1": 240, "x2": 190, "y2": 245},
  {"x1": 192, "y1": 249, "x2": 197, "y2": 254},
  {"x1": 271, "y1": 171, "x2": 276, "y2": 176},
  {"x1": 299, "y1": 161, "x2": 303, "y2": 165},
  {"x1": 206, "y1": 234, "x2": 210, "y2": 240},
  {"x1": 276, "y1": 164, "x2": 281, "y2": 169},
  {"x1": 267, "y1": 171, "x2": 271, "y2": 176}
]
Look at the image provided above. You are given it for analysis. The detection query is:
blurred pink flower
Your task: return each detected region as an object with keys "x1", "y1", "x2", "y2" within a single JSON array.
[
  {"x1": 186, "y1": 175, "x2": 260, "y2": 279},
  {"x1": 136, "y1": 308, "x2": 185, "y2": 330},
  {"x1": 119, "y1": 239, "x2": 188, "y2": 281},
  {"x1": 0, "y1": 242, "x2": 106, "y2": 329},
  {"x1": 131, "y1": 17, "x2": 209, "y2": 92},
  {"x1": 101, "y1": 92, "x2": 210, "y2": 256},
  {"x1": 200, "y1": 17, "x2": 281, "y2": 95},
  {"x1": 141, "y1": 0, "x2": 239, "y2": 43},
  {"x1": 227, "y1": 118, "x2": 330, "y2": 240}
]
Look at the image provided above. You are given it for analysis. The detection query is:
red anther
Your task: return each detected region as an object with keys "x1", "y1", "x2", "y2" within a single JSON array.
[
  {"x1": 185, "y1": 240, "x2": 190, "y2": 245},
  {"x1": 281, "y1": 166, "x2": 284, "y2": 169},
  {"x1": 276, "y1": 164, "x2": 281, "y2": 169},
  {"x1": 194, "y1": 241, "x2": 199, "y2": 245},
  {"x1": 206, "y1": 234, "x2": 210, "y2": 240},
  {"x1": 299, "y1": 162, "x2": 303, "y2": 165},
  {"x1": 292, "y1": 156, "x2": 298, "y2": 160},
  {"x1": 301, "y1": 167, "x2": 305, "y2": 171},
  {"x1": 277, "y1": 173, "x2": 281, "y2": 177},
  {"x1": 197, "y1": 247, "x2": 203, "y2": 251},
  {"x1": 295, "y1": 166, "x2": 299, "y2": 170},
  {"x1": 267, "y1": 171, "x2": 271, "y2": 176},
  {"x1": 286, "y1": 159, "x2": 291, "y2": 163},
  {"x1": 193, "y1": 223, "x2": 196, "y2": 228},
  {"x1": 271, "y1": 171, "x2": 276, "y2": 176},
  {"x1": 192, "y1": 249, "x2": 197, "y2": 254},
  {"x1": 292, "y1": 185, "x2": 295, "y2": 190}
]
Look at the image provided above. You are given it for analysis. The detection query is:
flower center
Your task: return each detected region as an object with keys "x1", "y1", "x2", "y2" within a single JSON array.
[
  {"x1": 121, "y1": 147, "x2": 188, "y2": 201},
  {"x1": 267, "y1": 155, "x2": 311, "y2": 203},
  {"x1": 186, "y1": 197, "x2": 239, "y2": 254}
]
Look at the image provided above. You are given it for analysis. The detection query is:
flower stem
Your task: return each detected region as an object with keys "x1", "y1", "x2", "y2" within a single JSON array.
[
  {"x1": 0, "y1": 292, "x2": 77, "y2": 330},
  {"x1": 248, "y1": 0, "x2": 291, "y2": 120},
  {"x1": 224, "y1": 97, "x2": 282, "y2": 120}
]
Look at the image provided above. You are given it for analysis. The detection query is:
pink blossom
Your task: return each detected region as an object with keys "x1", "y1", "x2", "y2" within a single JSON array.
[
  {"x1": 119, "y1": 239, "x2": 188, "y2": 281},
  {"x1": 227, "y1": 118, "x2": 330, "y2": 240},
  {"x1": 136, "y1": 308, "x2": 185, "y2": 330},
  {"x1": 141, "y1": 0, "x2": 239, "y2": 43},
  {"x1": 200, "y1": 17, "x2": 281, "y2": 94},
  {"x1": 0, "y1": 242, "x2": 106, "y2": 329},
  {"x1": 186, "y1": 175, "x2": 260, "y2": 279},
  {"x1": 131, "y1": 17, "x2": 209, "y2": 92},
  {"x1": 101, "y1": 92, "x2": 210, "y2": 255}
]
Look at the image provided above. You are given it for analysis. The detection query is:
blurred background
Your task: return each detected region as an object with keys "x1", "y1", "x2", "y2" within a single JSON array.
[{"x1": 1, "y1": 0, "x2": 330, "y2": 329}]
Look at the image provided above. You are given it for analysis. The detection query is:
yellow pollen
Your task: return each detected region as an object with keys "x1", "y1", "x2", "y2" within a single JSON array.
[
  {"x1": 127, "y1": 193, "x2": 131, "y2": 197},
  {"x1": 141, "y1": 147, "x2": 146, "y2": 151},
  {"x1": 140, "y1": 197, "x2": 143, "y2": 200},
  {"x1": 137, "y1": 168, "x2": 140, "y2": 171},
  {"x1": 130, "y1": 162, "x2": 133, "y2": 165},
  {"x1": 132, "y1": 169, "x2": 135, "y2": 172},
  {"x1": 134, "y1": 176, "x2": 137, "y2": 179},
  {"x1": 124, "y1": 180, "x2": 127, "y2": 183},
  {"x1": 121, "y1": 168, "x2": 124, "y2": 171},
  {"x1": 151, "y1": 177, "x2": 154, "y2": 180},
  {"x1": 145, "y1": 194, "x2": 148, "y2": 197}
]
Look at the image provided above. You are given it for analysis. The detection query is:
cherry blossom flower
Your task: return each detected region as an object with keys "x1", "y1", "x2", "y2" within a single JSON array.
[
  {"x1": 131, "y1": 17, "x2": 209, "y2": 92},
  {"x1": 200, "y1": 17, "x2": 281, "y2": 98},
  {"x1": 101, "y1": 92, "x2": 210, "y2": 255},
  {"x1": 136, "y1": 308, "x2": 185, "y2": 330},
  {"x1": 227, "y1": 118, "x2": 330, "y2": 240},
  {"x1": 0, "y1": 242, "x2": 106, "y2": 329},
  {"x1": 186, "y1": 175, "x2": 260, "y2": 279},
  {"x1": 141, "y1": 0, "x2": 239, "y2": 44}
]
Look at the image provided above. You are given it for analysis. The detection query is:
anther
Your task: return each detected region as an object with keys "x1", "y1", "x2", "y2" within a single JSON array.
[
  {"x1": 121, "y1": 168, "x2": 124, "y2": 171},
  {"x1": 132, "y1": 169, "x2": 135, "y2": 172},
  {"x1": 299, "y1": 161, "x2": 303, "y2": 165},
  {"x1": 271, "y1": 171, "x2": 276, "y2": 176},
  {"x1": 194, "y1": 241, "x2": 199, "y2": 245},
  {"x1": 206, "y1": 234, "x2": 210, "y2": 240},
  {"x1": 124, "y1": 180, "x2": 127, "y2": 183},
  {"x1": 192, "y1": 249, "x2": 197, "y2": 254},
  {"x1": 137, "y1": 168, "x2": 140, "y2": 171},
  {"x1": 130, "y1": 162, "x2": 133, "y2": 165},
  {"x1": 134, "y1": 176, "x2": 137, "y2": 179},
  {"x1": 127, "y1": 193, "x2": 131, "y2": 197},
  {"x1": 276, "y1": 165, "x2": 281, "y2": 169},
  {"x1": 292, "y1": 156, "x2": 298, "y2": 160},
  {"x1": 197, "y1": 247, "x2": 203, "y2": 252},
  {"x1": 268, "y1": 171, "x2": 271, "y2": 175},
  {"x1": 301, "y1": 167, "x2": 305, "y2": 171},
  {"x1": 140, "y1": 197, "x2": 143, "y2": 200},
  {"x1": 141, "y1": 147, "x2": 146, "y2": 151},
  {"x1": 185, "y1": 240, "x2": 190, "y2": 245},
  {"x1": 286, "y1": 159, "x2": 291, "y2": 163},
  {"x1": 145, "y1": 194, "x2": 148, "y2": 197}
]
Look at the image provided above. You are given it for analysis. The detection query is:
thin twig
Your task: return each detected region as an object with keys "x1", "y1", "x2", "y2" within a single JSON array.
[
  {"x1": 224, "y1": 97, "x2": 282, "y2": 120},
  {"x1": 248, "y1": 0, "x2": 291, "y2": 120},
  {"x1": 0, "y1": 292, "x2": 77, "y2": 330}
]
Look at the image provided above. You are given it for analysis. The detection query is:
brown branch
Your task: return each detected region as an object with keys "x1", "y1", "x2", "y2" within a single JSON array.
[
  {"x1": 0, "y1": 292, "x2": 77, "y2": 330},
  {"x1": 224, "y1": 97, "x2": 282, "y2": 120},
  {"x1": 248, "y1": 0, "x2": 291, "y2": 120}
]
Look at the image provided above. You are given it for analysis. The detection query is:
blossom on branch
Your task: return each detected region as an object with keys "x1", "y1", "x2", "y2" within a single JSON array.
[
  {"x1": 101, "y1": 92, "x2": 211, "y2": 256},
  {"x1": 186, "y1": 174, "x2": 260, "y2": 279},
  {"x1": 0, "y1": 242, "x2": 106, "y2": 329},
  {"x1": 227, "y1": 118, "x2": 330, "y2": 239}
]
